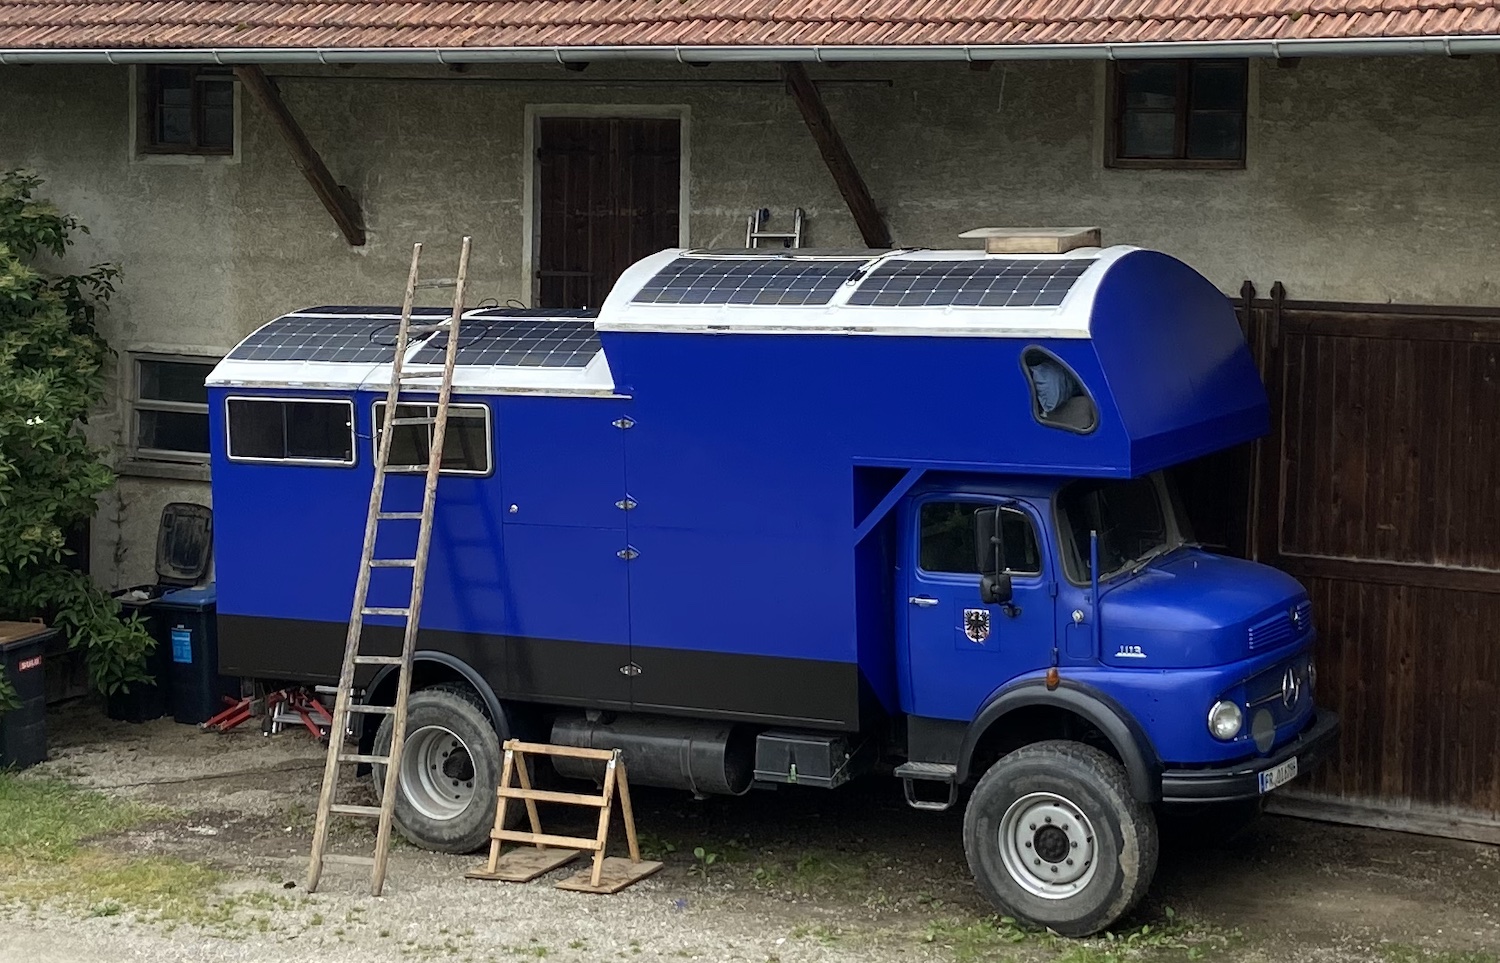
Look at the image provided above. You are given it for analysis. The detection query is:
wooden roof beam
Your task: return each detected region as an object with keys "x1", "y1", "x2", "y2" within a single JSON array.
[
  {"x1": 233, "y1": 65, "x2": 366, "y2": 247},
  {"x1": 779, "y1": 62, "x2": 892, "y2": 249}
]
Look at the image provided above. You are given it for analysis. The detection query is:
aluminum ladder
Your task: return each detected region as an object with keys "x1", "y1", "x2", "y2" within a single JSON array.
[{"x1": 306, "y1": 236, "x2": 472, "y2": 896}]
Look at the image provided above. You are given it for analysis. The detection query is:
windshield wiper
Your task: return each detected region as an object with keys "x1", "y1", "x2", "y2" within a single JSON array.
[{"x1": 1128, "y1": 543, "x2": 1176, "y2": 576}]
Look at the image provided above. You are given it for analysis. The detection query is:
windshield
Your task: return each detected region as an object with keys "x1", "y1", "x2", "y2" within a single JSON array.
[{"x1": 1057, "y1": 474, "x2": 1183, "y2": 582}]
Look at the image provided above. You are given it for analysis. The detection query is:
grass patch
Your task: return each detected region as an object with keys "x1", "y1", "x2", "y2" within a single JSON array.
[
  {"x1": 7, "y1": 850, "x2": 224, "y2": 920},
  {"x1": 749, "y1": 847, "x2": 877, "y2": 897},
  {"x1": 0, "y1": 771, "x2": 296, "y2": 932},
  {"x1": 919, "y1": 909, "x2": 1238, "y2": 963},
  {"x1": 0, "y1": 775, "x2": 153, "y2": 863},
  {"x1": 1383, "y1": 946, "x2": 1499, "y2": 963}
]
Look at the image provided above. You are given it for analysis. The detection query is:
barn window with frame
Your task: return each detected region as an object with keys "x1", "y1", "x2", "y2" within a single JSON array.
[
  {"x1": 132, "y1": 355, "x2": 217, "y2": 463},
  {"x1": 1108, "y1": 60, "x2": 1248, "y2": 169},
  {"x1": 143, "y1": 66, "x2": 236, "y2": 155}
]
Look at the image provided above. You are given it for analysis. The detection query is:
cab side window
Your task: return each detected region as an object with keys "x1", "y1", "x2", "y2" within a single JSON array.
[{"x1": 919, "y1": 501, "x2": 1042, "y2": 576}]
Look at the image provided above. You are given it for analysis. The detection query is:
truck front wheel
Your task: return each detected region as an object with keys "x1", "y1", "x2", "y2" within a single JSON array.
[
  {"x1": 963, "y1": 740, "x2": 1158, "y2": 937},
  {"x1": 371, "y1": 684, "x2": 501, "y2": 854}
]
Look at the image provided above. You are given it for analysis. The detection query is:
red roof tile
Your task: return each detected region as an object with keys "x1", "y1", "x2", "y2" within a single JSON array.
[{"x1": 0, "y1": 0, "x2": 1495, "y2": 52}]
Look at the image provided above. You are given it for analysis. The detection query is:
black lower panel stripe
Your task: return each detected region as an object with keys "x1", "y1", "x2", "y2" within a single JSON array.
[{"x1": 218, "y1": 614, "x2": 865, "y2": 730}]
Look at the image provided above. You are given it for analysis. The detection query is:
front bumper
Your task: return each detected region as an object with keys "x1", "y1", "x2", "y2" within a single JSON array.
[{"x1": 1159, "y1": 710, "x2": 1340, "y2": 803}]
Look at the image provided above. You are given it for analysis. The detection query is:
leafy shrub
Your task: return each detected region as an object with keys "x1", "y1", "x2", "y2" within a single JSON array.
[{"x1": 0, "y1": 169, "x2": 153, "y2": 710}]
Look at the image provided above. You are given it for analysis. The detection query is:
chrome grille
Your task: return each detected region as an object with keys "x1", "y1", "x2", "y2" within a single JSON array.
[
  {"x1": 1248, "y1": 599, "x2": 1313, "y2": 652},
  {"x1": 1246, "y1": 655, "x2": 1311, "y2": 722}
]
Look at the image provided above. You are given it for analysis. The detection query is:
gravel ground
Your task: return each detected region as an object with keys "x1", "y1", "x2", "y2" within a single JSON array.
[{"x1": 2, "y1": 701, "x2": 1498, "y2": 963}]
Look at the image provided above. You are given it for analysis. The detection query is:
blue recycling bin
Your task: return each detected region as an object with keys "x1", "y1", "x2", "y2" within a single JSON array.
[{"x1": 156, "y1": 584, "x2": 237, "y2": 725}]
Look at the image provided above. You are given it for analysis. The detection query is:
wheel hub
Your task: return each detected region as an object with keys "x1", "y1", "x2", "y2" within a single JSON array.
[
  {"x1": 998, "y1": 792, "x2": 1099, "y2": 899},
  {"x1": 1034, "y1": 824, "x2": 1070, "y2": 863},
  {"x1": 399, "y1": 725, "x2": 477, "y2": 822}
]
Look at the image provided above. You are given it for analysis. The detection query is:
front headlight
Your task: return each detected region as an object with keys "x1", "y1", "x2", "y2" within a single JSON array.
[{"x1": 1208, "y1": 700, "x2": 1244, "y2": 741}]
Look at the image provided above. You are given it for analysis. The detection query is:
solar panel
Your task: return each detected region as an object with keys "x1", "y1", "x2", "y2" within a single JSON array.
[
  {"x1": 847, "y1": 259, "x2": 1095, "y2": 308},
  {"x1": 411, "y1": 316, "x2": 600, "y2": 369},
  {"x1": 632, "y1": 256, "x2": 862, "y2": 306},
  {"x1": 226, "y1": 311, "x2": 447, "y2": 363}
]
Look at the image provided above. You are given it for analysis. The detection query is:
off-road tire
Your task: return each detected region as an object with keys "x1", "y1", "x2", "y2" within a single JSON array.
[
  {"x1": 963, "y1": 740, "x2": 1159, "y2": 937},
  {"x1": 372, "y1": 683, "x2": 501, "y2": 854}
]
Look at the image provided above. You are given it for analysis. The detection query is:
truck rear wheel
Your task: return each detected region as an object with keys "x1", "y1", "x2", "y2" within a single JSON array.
[
  {"x1": 963, "y1": 740, "x2": 1158, "y2": 937},
  {"x1": 371, "y1": 684, "x2": 501, "y2": 854}
]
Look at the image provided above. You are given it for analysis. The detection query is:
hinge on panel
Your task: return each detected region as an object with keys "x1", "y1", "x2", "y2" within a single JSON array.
[
  {"x1": 617, "y1": 547, "x2": 639, "y2": 561},
  {"x1": 615, "y1": 497, "x2": 638, "y2": 511},
  {"x1": 612, "y1": 417, "x2": 635, "y2": 429}
]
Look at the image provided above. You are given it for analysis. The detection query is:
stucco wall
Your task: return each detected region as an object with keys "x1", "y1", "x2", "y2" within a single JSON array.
[{"x1": 1, "y1": 55, "x2": 1495, "y2": 586}]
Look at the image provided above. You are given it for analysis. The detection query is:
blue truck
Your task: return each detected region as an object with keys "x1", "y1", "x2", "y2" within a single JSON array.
[{"x1": 207, "y1": 238, "x2": 1338, "y2": 935}]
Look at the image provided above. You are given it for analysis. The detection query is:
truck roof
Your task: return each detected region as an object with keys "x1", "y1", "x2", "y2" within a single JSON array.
[{"x1": 207, "y1": 245, "x2": 1129, "y2": 395}]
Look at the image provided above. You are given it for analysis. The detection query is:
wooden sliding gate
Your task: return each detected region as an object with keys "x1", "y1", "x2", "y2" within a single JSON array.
[{"x1": 1239, "y1": 287, "x2": 1500, "y2": 840}]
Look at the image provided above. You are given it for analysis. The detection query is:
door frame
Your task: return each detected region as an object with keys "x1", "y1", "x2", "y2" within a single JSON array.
[
  {"x1": 520, "y1": 104, "x2": 693, "y2": 307},
  {"x1": 899, "y1": 491, "x2": 1056, "y2": 719}
]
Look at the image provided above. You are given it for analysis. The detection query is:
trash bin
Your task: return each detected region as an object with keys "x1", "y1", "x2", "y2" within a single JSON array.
[
  {"x1": 105, "y1": 503, "x2": 213, "y2": 724},
  {"x1": 156, "y1": 583, "x2": 236, "y2": 725},
  {"x1": 0, "y1": 621, "x2": 57, "y2": 769}
]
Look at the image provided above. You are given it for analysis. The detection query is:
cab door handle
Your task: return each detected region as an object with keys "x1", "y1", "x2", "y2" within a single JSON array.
[{"x1": 909, "y1": 596, "x2": 940, "y2": 607}]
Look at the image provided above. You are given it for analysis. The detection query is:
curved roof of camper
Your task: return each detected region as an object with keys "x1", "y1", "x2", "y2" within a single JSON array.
[{"x1": 207, "y1": 245, "x2": 1138, "y2": 395}]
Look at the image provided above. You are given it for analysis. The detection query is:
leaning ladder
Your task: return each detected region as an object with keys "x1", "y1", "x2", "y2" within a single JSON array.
[{"x1": 306, "y1": 236, "x2": 472, "y2": 896}]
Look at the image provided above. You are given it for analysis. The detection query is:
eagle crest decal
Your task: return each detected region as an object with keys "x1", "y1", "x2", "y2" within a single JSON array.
[{"x1": 963, "y1": 608, "x2": 991, "y2": 644}]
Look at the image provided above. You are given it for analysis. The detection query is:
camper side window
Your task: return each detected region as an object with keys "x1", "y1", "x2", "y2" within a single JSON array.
[
  {"x1": 226, "y1": 398, "x2": 355, "y2": 464},
  {"x1": 1023, "y1": 348, "x2": 1098, "y2": 434},
  {"x1": 373, "y1": 402, "x2": 491, "y2": 476},
  {"x1": 919, "y1": 502, "x2": 1041, "y2": 577}
]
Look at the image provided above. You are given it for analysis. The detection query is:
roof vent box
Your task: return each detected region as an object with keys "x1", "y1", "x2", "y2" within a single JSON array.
[{"x1": 960, "y1": 227, "x2": 1101, "y2": 255}]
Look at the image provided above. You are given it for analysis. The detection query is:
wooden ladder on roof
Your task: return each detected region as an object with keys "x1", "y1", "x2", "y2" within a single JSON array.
[
  {"x1": 466, "y1": 740, "x2": 663, "y2": 893},
  {"x1": 306, "y1": 236, "x2": 472, "y2": 896}
]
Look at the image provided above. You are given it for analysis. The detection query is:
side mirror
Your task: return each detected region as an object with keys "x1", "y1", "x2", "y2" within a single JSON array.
[
  {"x1": 974, "y1": 507, "x2": 1013, "y2": 605},
  {"x1": 981, "y1": 572, "x2": 1013, "y2": 606}
]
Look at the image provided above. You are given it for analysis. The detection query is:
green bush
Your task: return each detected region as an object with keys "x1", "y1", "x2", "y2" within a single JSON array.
[{"x1": 0, "y1": 169, "x2": 153, "y2": 711}]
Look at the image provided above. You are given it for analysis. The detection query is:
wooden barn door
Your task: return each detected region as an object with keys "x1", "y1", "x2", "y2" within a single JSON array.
[
  {"x1": 535, "y1": 117, "x2": 681, "y2": 310},
  {"x1": 1250, "y1": 295, "x2": 1500, "y2": 840}
]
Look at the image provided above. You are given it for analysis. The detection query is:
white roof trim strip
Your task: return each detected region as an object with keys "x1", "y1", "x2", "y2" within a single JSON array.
[
  {"x1": 207, "y1": 336, "x2": 617, "y2": 395},
  {"x1": 594, "y1": 246, "x2": 1136, "y2": 338}
]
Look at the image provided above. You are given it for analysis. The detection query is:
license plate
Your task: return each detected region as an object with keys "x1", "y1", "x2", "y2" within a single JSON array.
[{"x1": 1258, "y1": 756, "x2": 1299, "y2": 794}]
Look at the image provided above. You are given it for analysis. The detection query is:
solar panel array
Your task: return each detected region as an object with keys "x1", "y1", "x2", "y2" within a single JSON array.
[
  {"x1": 226, "y1": 312, "x2": 449, "y2": 363},
  {"x1": 632, "y1": 257, "x2": 862, "y2": 306},
  {"x1": 227, "y1": 309, "x2": 600, "y2": 368},
  {"x1": 412, "y1": 315, "x2": 599, "y2": 369},
  {"x1": 847, "y1": 258, "x2": 1095, "y2": 308}
]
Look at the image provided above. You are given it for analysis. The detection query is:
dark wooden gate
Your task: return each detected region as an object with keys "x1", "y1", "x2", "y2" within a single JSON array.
[
  {"x1": 535, "y1": 117, "x2": 681, "y2": 310},
  {"x1": 1244, "y1": 288, "x2": 1500, "y2": 840}
]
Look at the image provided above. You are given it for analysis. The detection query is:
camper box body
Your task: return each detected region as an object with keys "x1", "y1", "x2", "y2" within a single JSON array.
[{"x1": 208, "y1": 243, "x2": 1336, "y2": 791}]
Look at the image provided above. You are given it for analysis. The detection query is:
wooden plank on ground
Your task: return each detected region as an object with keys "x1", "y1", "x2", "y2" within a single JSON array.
[{"x1": 554, "y1": 856, "x2": 664, "y2": 895}]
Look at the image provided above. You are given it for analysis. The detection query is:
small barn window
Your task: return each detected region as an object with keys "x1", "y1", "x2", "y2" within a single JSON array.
[
  {"x1": 226, "y1": 398, "x2": 355, "y2": 465},
  {"x1": 142, "y1": 66, "x2": 236, "y2": 155},
  {"x1": 373, "y1": 402, "x2": 491, "y2": 475},
  {"x1": 918, "y1": 502, "x2": 1041, "y2": 577},
  {"x1": 133, "y1": 355, "x2": 216, "y2": 463},
  {"x1": 1023, "y1": 348, "x2": 1098, "y2": 434},
  {"x1": 1108, "y1": 60, "x2": 1247, "y2": 169}
]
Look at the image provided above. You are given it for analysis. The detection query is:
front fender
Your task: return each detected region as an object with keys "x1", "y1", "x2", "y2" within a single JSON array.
[{"x1": 960, "y1": 677, "x2": 1163, "y2": 803}]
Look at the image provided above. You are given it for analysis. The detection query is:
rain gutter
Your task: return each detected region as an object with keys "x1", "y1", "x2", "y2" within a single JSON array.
[{"x1": 1, "y1": 36, "x2": 1498, "y2": 66}]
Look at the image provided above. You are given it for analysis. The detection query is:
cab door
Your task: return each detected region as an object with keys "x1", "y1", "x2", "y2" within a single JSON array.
[{"x1": 902, "y1": 497, "x2": 1056, "y2": 721}]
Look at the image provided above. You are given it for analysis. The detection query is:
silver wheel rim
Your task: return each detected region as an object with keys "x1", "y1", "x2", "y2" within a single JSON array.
[
  {"x1": 399, "y1": 725, "x2": 477, "y2": 821},
  {"x1": 997, "y1": 791, "x2": 1099, "y2": 900}
]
